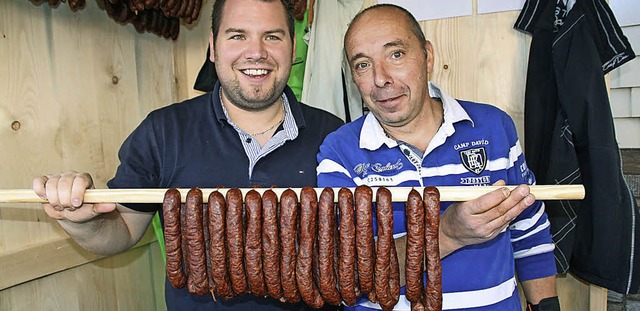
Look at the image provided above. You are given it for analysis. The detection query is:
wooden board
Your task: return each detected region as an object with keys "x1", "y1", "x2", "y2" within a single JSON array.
[{"x1": 0, "y1": 0, "x2": 175, "y2": 308}]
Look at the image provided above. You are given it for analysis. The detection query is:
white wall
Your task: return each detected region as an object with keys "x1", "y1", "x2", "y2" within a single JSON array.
[{"x1": 610, "y1": 0, "x2": 640, "y2": 149}]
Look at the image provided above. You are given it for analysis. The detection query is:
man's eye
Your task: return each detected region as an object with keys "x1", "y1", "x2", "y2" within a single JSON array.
[
  {"x1": 266, "y1": 35, "x2": 281, "y2": 41},
  {"x1": 355, "y1": 62, "x2": 369, "y2": 70},
  {"x1": 391, "y1": 51, "x2": 404, "y2": 59},
  {"x1": 230, "y1": 34, "x2": 244, "y2": 40}
]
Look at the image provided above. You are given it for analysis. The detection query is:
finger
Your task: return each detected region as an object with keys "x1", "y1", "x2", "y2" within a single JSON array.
[
  {"x1": 93, "y1": 203, "x2": 118, "y2": 214},
  {"x1": 467, "y1": 186, "x2": 511, "y2": 214},
  {"x1": 32, "y1": 176, "x2": 49, "y2": 199},
  {"x1": 42, "y1": 204, "x2": 65, "y2": 220},
  {"x1": 56, "y1": 172, "x2": 77, "y2": 207},
  {"x1": 486, "y1": 186, "x2": 535, "y2": 230},
  {"x1": 63, "y1": 206, "x2": 96, "y2": 223},
  {"x1": 493, "y1": 184, "x2": 532, "y2": 217},
  {"x1": 70, "y1": 172, "x2": 93, "y2": 208},
  {"x1": 492, "y1": 179, "x2": 506, "y2": 187},
  {"x1": 44, "y1": 175, "x2": 62, "y2": 207}
]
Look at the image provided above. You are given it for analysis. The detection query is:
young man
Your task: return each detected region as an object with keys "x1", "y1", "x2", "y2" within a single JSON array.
[
  {"x1": 317, "y1": 4, "x2": 559, "y2": 311},
  {"x1": 33, "y1": 0, "x2": 342, "y2": 310}
]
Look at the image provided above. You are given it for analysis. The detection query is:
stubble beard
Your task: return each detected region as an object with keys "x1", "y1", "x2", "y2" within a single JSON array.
[
  {"x1": 220, "y1": 64, "x2": 291, "y2": 111},
  {"x1": 222, "y1": 80, "x2": 280, "y2": 111}
]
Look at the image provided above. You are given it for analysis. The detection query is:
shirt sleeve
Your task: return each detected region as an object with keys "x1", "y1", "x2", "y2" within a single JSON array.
[
  {"x1": 316, "y1": 134, "x2": 358, "y2": 188},
  {"x1": 502, "y1": 115, "x2": 557, "y2": 281},
  {"x1": 107, "y1": 114, "x2": 162, "y2": 213}
]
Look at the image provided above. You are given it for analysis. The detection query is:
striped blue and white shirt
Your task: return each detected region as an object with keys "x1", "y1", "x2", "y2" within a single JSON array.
[{"x1": 316, "y1": 82, "x2": 556, "y2": 310}]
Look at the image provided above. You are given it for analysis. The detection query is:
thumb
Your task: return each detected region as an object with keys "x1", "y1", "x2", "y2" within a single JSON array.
[
  {"x1": 93, "y1": 203, "x2": 117, "y2": 214},
  {"x1": 492, "y1": 179, "x2": 506, "y2": 187}
]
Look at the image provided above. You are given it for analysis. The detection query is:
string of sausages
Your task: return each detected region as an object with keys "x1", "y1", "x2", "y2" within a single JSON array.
[
  {"x1": 30, "y1": 0, "x2": 203, "y2": 40},
  {"x1": 30, "y1": 0, "x2": 311, "y2": 40},
  {"x1": 162, "y1": 186, "x2": 443, "y2": 311}
]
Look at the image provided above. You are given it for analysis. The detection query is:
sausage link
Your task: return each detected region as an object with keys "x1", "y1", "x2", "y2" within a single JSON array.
[
  {"x1": 163, "y1": 189, "x2": 187, "y2": 288},
  {"x1": 338, "y1": 187, "x2": 359, "y2": 305},
  {"x1": 185, "y1": 188, "x2": 208, "y2": 295},
  {"x1": 245, "y1": 190, "x2": 266, "y2": 297},
  {"x1": 279, "y1": 189, "x2": 301, "y2": 303},
  {"x1": 317, "y1": 187, "x2": 342, "y2": 305},
  {"x1": 355, "y1": 185, "x2": 375, "y2": 296},
  {"x1": 207, "y1": 191, "x2": 234, "y2": 299},
  {"x1": 405, "y1": 189, "x2": 425, "y2": 305},
  {"x1": 202, "y1": 192, "x2": 214, "y2": 299},
  {"x1": 423, "y1": 187, "x2": 442, "y2": 311},
  {"x1": 184, "y1": 0, "x2": 196, "y2": 22},
  {"x1": 181, "y1": 199, "x2": 189, "y2": 280},
  {"x1": 190, "y1": 0, "x2": 201, "y2": 22},
  {"x1": 262, "y1": 189, "x2": 283, "y2": 300},
  {"x1": 296, "y1": 187, "x2": 324, "y2": 308},
  {"x1": 411, "y1": 300, "x2": 426, "y2": 311},
  {"x1": 161, "y1": 0, "x2": 178, "y2": 16},
  {"x1": 176, "y1": 0, "x2": 189, "y2": 17},
  {"x1": 374, "y1": 187, "x2": 394, "y2": 310},
  {"x1": 389, "y1": 236, "x2": 401, "y2": 307},
  {"x1": 226, "y1": 188, "x2": 248, "y2": 295}
]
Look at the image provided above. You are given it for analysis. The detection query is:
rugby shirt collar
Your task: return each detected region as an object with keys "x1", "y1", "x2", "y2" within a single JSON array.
[{"x1": 359, "y1": 81, "x2": 472, "y2": 151}]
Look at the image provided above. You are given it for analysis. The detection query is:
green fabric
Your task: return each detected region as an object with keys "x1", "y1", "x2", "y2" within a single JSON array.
[
  {"x1": 287, "y1": 10, "x2": 309, "y2": 101},
  {"x1": 152, "y1": 212, "x2": 166, "y2": 264}
]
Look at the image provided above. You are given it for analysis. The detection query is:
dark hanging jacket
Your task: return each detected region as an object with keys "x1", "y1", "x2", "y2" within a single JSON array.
[{"x1": 515, "y1": 0, "x2": 639, "y2": 294}]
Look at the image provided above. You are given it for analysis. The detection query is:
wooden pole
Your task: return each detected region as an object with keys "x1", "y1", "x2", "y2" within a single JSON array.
[{"x1": 0, "y1": 185, "x2": 585, "y2": 203}]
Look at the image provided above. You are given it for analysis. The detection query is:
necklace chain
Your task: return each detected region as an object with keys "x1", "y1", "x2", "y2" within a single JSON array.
[{"x1": 248, "y1": 103, "x2": 285, "y2": 137}]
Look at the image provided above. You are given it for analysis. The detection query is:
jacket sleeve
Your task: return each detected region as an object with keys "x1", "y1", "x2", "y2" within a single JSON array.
[{"x1": 503, "y1": 115, "x2": 557, "y2": 281}]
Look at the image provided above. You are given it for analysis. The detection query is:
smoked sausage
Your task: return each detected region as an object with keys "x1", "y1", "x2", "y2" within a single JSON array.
[
  {"x1": 163, "y1": 189, "x2": 187, "y2": 288},
  {"x1": 185, "y1": 188, "x2": 208, "y2": 295},
  {"x1": 226, "y1": 188, "x2": 248, "y2": 295},
  {"x1": 296, "y1": 187, "x2": 324, "y2": 308},
  {"x1": 423, "y1": 187, "x2": 442, "y2": 311},
  {"x1": 262, "y1": 189, "x2": 283, "y2": 300},
  {"x1": 207, "y1": 190, "x2": 234, "y2": 299},
  {"x1": 244, "y1": 190, "x2": 267, "y2": 297},
  {"x1": 317, "y1": 187, "x2": 341, "y2": 305},
  {"x1": 355, "y1": 185, "x2": 375, "y2": 296},
  {"x1": 279, "y1": 189, "x2": 301, "y2": 303}
]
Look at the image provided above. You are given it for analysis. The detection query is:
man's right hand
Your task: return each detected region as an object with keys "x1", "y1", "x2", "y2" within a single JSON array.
[
  {"x1": 438, "y1": 180, "x2": 536, "y2": 258},
  {"x1": 32, "y1": 170, "x2": 117, "y2": 223}
]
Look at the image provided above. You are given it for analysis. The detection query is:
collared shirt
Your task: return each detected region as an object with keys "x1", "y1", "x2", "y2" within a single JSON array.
[
  {"x1": 317, "y1": 82, "x2": 555, "y2": 310},
  {"x1": 108, "y1": 82, "x2": 343, "y2": 311},
  {"x1": 219, "y1": 92, "x2": 299, "y2": 179},
  {"x1": 359, "y1": 82, "x2": 472, "y2": 158}
]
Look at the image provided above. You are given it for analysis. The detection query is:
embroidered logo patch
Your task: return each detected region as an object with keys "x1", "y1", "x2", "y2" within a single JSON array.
[
  {"x1": 353, "y1": 159, "x2": 403, "y2": 178},
  {"x1": 459, "y1": 147, "x2": 487, "y2": 175}
]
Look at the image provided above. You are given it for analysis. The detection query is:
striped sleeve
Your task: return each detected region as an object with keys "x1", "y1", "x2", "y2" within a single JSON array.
[
  {"x1": 317, "y1": 137, "x2": 358, "y2": 188},
  {"x1": 503, "y1": 116, "x2": 557, "y2": 281}
]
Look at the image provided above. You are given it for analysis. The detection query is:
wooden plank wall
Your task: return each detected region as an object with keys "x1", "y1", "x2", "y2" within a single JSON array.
[
  {"x1": 0, "y1": 0, "x2": 177, "y2": 309},
  {"x1": 0, "y1": 0, "x2": 609, "y2": 309}
]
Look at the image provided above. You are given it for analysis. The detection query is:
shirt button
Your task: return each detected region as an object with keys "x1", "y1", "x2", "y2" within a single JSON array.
[
  {"x1": 246, "y1": 137, "x2": 252, "y2": 143},
  {"x1": 403, "y1": 149, "x2": 410, "y2": 156}
]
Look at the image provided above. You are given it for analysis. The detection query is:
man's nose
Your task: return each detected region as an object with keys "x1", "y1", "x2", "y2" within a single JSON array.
[
  {"x1": 373, "y1": 62, "x2": 393, "y2": 87},
  {"x1": 244, "y1": 39, "x2": 268, "y2": 61}
]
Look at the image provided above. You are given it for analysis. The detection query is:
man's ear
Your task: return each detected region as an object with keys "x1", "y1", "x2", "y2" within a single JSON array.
[
  {"x1": 209, "y1": 32, "x2": 216, "y2": 62},
  {"x1": 425, "y1": 40, "x2": 435, "y2": 74},
  {"x1": 291, "y1": 35, "x2": 297, "y2": 63}
]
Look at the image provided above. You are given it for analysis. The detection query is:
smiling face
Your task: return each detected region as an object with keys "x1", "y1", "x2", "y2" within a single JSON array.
[
  {"x1": 210, "y1": 0, "x2": 295, "y2": 111},
  {"x1": 345, "y1": 6, "x2": 434, "y2": 129}
]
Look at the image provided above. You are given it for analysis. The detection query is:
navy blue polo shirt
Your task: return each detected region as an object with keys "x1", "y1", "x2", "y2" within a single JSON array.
[{"x1": 107, "y1": 83, "x2": 343, "y2": 310}]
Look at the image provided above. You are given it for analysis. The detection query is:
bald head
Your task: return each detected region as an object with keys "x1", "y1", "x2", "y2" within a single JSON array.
[{"x1": 345, "y1": 4, "x2": 427, "y2": 60}]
